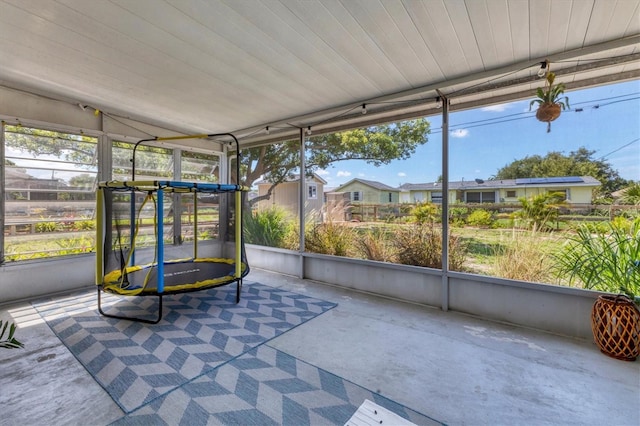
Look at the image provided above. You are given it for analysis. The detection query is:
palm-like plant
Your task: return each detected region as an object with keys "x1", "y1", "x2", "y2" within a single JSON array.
[
  {"x1": 515, "y1": 191, "x2": 567, "y2": 231},
  {"x1": 553, "y1": 219, "x2": 640, "y2": 302},
  {"x1": 0, "y1": 319, "x2": 24, "y2": 349},
  {"x1": 619, "y1": 182, "x2": 640, "y2": 206},
  {"x1": 530, "y1": 72, "x2": 570, "y2": 132}
]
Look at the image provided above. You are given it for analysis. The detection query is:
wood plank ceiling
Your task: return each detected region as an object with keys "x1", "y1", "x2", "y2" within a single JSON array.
[{"x1": 0, "y1": 0, "x2": 638, "y2": 145}]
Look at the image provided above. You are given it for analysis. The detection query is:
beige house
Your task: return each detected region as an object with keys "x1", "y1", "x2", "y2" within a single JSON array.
[
  {"x1": 255, "y1": 173, "x2": 327, "y2": 218},
  {"x1": 398, "y1": 176, "x2": 601, "y2": 205},
  {"x1": 334, "y1": 178, "x2": 400, "y2": 204}
]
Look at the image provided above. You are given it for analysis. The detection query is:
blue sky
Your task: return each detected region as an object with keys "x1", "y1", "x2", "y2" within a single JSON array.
[{"x1": 319, "y1": 79, "x2": 640, "y2": 189}]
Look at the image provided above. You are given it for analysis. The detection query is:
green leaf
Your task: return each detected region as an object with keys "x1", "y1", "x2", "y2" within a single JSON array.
[
  {"x1": 0, "y1": 320, "x2": 24, "y2": 349},
  {"x1": 552, "y1": 219, "x2": 640, "y2": 299}
]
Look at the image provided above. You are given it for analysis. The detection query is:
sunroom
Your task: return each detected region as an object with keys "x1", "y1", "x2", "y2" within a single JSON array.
[{"x1": 1, "y1": 1, "x2": 639, "y2": 425}]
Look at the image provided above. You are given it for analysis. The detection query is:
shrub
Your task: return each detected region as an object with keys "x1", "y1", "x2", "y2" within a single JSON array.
[
  {"x1": 611, "y1": 216, "x2": 631, "y2": 233},
  {"x1": 198, "y1": 229, "x2": 213, "y2": 240},
  {"x1": 304, "y1": 221, "x2": 354, "y2": 256},
  {"x1": 392, "y1": 223, "x2": 467, "y2": 270},
  {"x1": 35, "y1": 220, "x2": 60, "y2": 233},
  {"x1": 244, "y1": 207, "x2": 293, "y2": 248},
  {"x1": 56, "y1": 236, "x2": 94, "y2": 256},
  {"x1": 571, "y1": 220, "x2": 609, "y2": 234},
  {"x1": 449, "y1": 206, "x2": 468, "y2": 227},
  {"x1": 72, "y1": 219, "x2": 96, "y2": 231},
  {"x1": 410, "y1": 202, "x2": 439, "y2": 224},
  {"x1": 466, "y1": 209, "x2": 494, "y2": 227}
]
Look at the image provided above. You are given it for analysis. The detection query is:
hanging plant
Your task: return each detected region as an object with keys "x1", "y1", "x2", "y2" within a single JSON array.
[{"x1": 529, "y1": 71, "x2": 570, "y2": 133}]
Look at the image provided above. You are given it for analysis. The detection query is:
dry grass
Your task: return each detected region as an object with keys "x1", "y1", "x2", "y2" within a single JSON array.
[
  {"x1": 304, "y1": 221, "x2": 354, "y2": 256},
  {"x1": 392, "y1": 223, "x2": 467, "y2": 270},
  {"x1": 356, "y1": 227, "x2": 395, "y2": 262},
  {"x1": 492, "y1": 228, "x2": 557, "y2": 283}
]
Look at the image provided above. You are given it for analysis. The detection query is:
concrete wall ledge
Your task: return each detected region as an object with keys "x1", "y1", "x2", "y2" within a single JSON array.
[
  {"x1": 1, "y1": 244, "x2": 601, "y2": 340},
  {"x1": 0, "y1": 254, "x2": 95, "y2": 304},
  {"x1": 246, "y1": 245, "x2": 600, "y2": 340}
]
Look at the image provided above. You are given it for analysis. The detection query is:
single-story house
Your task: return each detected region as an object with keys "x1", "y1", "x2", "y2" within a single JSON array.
[
  {"x1": 334, "y1": 178, "x2": 400, "y2": 204},
  {"x1": 255, "y1": 173, "x2": 327, "y2": 218},
  {"x1": 398, "y1": 176, "x2": 601, "y2": 205}
]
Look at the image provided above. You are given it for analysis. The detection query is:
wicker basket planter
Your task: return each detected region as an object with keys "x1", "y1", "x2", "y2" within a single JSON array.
[
  {"x1": 591, "y1": 295, "x2": 640, "y2": 361},
  {"x1": 535, "y1": 102, "x2": 562, "y2": 122},
  {"x1": 529, "y1": 71, "x2": 569, "y2": 133}
]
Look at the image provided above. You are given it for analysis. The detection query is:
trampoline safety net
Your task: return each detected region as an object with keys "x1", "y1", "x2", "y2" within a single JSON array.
[{"x1": 96, "y1": 180, "x2": 249, "y2": 297}]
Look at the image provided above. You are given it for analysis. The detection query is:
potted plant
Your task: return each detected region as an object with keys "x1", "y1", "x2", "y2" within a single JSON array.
[
  {"x1": 0, "y1": 319, "x2": 23, "y2": 349},
  {"x1": 554, "y1": 219, "x2": 640, "y2": 361},
  {"x1": 529, "y1": 72, "x2": 570, "y2": 133}
]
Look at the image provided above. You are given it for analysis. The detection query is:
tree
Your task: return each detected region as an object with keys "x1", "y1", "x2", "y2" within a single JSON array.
[
  {"x1": 112, "y1": 141, "x2": 173, "y2": 179},
  {"x1": 4, "y1": 125, "x2": 97, "y2": 166},
  {"x1": 5, "y1": 126, "x2": 176, "y2": 179},
  {"x1": 69, "y1": 174, "x2": 95, "y2": 188},
  {"x1": 242, "y1": 119, "x2": 430, "y2": 206},
  {"x1": 493, "y1": 147, "x2": 629, "y2": 199},
  {"x1": 5, "y1": 121, "x2": 431, "y2": 205}
]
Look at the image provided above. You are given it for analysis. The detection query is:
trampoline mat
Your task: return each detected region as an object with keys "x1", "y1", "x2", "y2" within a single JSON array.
[{"x1": 102, "y1": 258, "x2": 248, "y2": 294}]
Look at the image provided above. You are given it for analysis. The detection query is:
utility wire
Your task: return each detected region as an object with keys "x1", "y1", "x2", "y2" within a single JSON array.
[
  {"x1": 598, "y1": 138, "x2": 640, "y2": 160},
  {"x1": 437, "y1": 93, "x2": 640, "y2": 131}
]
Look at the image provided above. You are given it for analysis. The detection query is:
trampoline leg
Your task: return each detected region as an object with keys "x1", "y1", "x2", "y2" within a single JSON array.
[
  {"x1": 97, "y1": 287, "x2": 163, "y2": 324},
  {"x1": 236, "y1": 279, "x2": 242, "y2": 304}
]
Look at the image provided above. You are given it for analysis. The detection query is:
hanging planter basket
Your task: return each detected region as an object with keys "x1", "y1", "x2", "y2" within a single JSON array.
[
  {"x1": 591, "y1": 294, "x2": 640, "y2": 361},
  {"x1": 529, "y1": 67, "x2": 569, "y2": 133},
  {"x1": 535, "y1": 102, "x2": 562, "y2": 123}
]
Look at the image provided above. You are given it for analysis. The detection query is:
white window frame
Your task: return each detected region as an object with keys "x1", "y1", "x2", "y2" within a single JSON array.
[
  {"x1": 308, "y1": 182, "x2": 318, "y2": 199},
  {"x1": 465, "y1": 191, "x2": 496, "y2": 203},
  {"x1": 3, "y1": 124, "x2": 99, "y2": 261}
]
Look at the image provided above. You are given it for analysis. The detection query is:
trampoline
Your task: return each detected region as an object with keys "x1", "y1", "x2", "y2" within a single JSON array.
[{"x1": 95, "y1": 133, "x2": 249, "y2": 323}]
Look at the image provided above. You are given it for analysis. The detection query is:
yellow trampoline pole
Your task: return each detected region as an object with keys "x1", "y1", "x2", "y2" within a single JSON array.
[
  {"x1": 95, "y1": 187, "x2": 104, "y2": 286},
  {"x1": 193, "y1": 191, "x2": 198, "y2": 258},
  {"x1": 235, "y1": 190, "x2": 241, "y2": 278}
]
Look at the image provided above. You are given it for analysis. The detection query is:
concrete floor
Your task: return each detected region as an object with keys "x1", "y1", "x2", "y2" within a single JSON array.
[{"x1": 1, "y1": 268, "x2": 638, "y2": 426}]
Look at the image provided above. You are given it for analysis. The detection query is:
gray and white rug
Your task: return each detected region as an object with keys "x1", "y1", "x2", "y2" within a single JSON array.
[
  {"x1": 113, "y1": 344, "x2": 443, "y2": 426},
  {"x1": 33, "y1": 282, "x2": 336, "y2": 413}
]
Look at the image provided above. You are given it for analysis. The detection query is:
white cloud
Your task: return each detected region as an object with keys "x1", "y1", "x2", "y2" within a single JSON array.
[
  {"x1": 337, "y1": 171, "x2": 351, "y2": 177},
  {"x1": 397, "y1": 172, "x2": 406, "y2": 177},
  {"x1": 481, "y1": 103, "x2": 512, "y2": 112},
  {"x1": 316, "y1": 169, "x2": 329, "y2": 176},
  {"x1": 450, "y1": 129, "x2": 469, "y2": 138},
  {"x1": 358, "y1": 173, "x2": 365, "y2": 177}
]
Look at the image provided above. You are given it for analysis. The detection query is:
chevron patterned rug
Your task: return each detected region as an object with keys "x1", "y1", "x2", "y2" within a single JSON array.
[
  {"x1": 33, "y1": 282, "x2": 336, "y2": 413},
  {"x1": 112, "y1": 344, "x2": 443, "y2": 425}
]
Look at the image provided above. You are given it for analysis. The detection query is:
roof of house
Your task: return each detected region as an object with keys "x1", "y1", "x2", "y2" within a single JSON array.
[
  {"x1": 335, "y1": 178, "x2": 398, "y2": 192},
  {"x1": 255, "y1": 173, "x2": 328, "y2": 185},
  {"x1": 399, "y1": 176, "x2": 601, "y2": 191}
]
